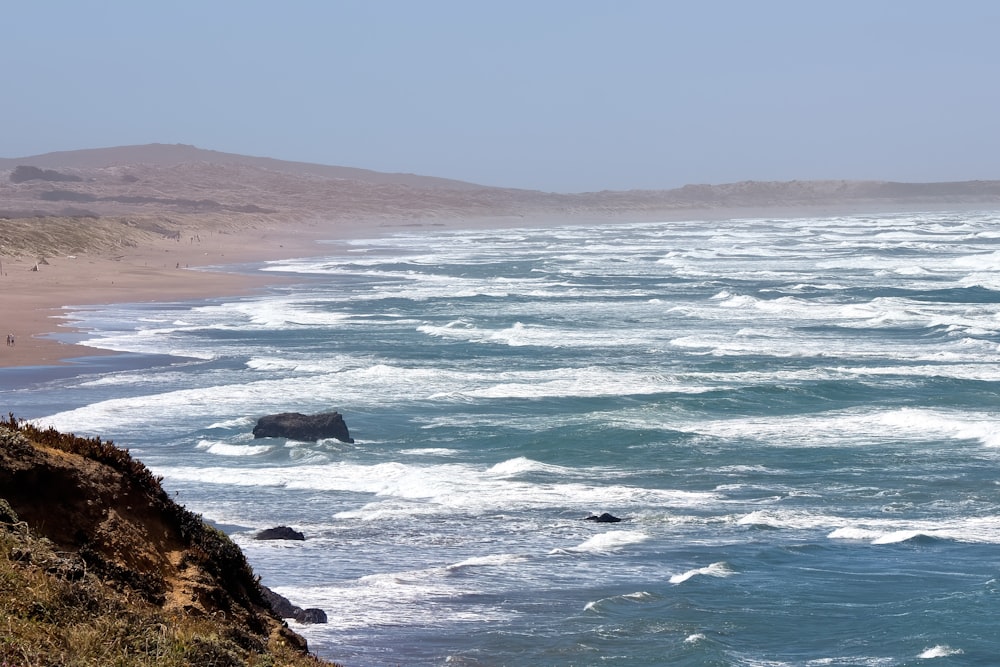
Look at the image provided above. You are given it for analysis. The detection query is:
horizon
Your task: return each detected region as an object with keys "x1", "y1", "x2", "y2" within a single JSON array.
[{"x1": 3, "y1": 1, "x2": 999, "y2": 192}]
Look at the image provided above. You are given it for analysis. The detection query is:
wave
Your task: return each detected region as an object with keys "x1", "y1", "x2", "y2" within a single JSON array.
[
  {"x1": 734, "y1": 511, "x2": 1000, "y2": 545},
  {"x1": 400, "y1": 447, "x2": 461, "y2": 456},
  {"x1": 643, "y1": 406, "x2": 1000, "y2": 450},
  {"x1": 445, "y1": 553, "x2": 529, "y2": 573},
  {"x1": 871, "y1": 530, "x2": 948, "y2": 545},
  {"x1": 828, "y1": 516, "x2": 1000, "y2": 545},
  {"x1": 486, "y1": 457, "x2": 576, "y2": 478},
  {"x1": 669, "y1": 561, "x2": 733, "y2": 584},
  {"x1": 156, "y1": 461, "x2": 717, "y2": 517},
  {"x1": 205, "y1": 416, "x2": 256, "y2": 429},
  {"x1": 195, "y1": 440, "x2": 275, "y2": 457},
  {"x1": 918, "y1": 645, "x2": 963, "y2": 659},
  {"x1": 583, "y1": 590, "x2": 656, "y2": 612},
  {"x1": 828, "y1": 527, "x2": 949, "y2": 545},
  {"x1": 554, "y1": 530, "x2": 650, "y2": 556}
]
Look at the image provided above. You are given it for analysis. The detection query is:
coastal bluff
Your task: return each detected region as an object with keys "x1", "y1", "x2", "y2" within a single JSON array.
[{"x1": 0, "y1": 414, "x2": 340, "y2": 667}]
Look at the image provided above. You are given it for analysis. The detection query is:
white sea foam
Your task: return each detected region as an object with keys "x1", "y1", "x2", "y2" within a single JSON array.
[
  {"x1": 195, "y1": 440, "x2": 274, "y2": 457},
  {"x1": 870, "y1": 530, "x2": 942, "y2": 545},
  {"x1": 918, "y1": 645, "x2": 963, "y2": 659},
  {"x1": 583, "y1": 590, "x2": 655, "y2": 612},
  {"x1": 445, "y1": 554, "x2": 529, "y2": 572},
  {"x1": 205, "y1": 416, "x2": 256, "y2": 429},
  {"x1": 558, "y1": 530, "x2": 649, "y2": 554},
  {"x1": 486, "y1": 457, "x2": 576, "y2": 477},
  {"x1": 272, "y1": 575, "x2": 514, "y2": 632},
  {"x1": 660, "y1": 406, "x2": 1000, "y2": 450},
  {"x1": 669, "y1": 561, "x2": 733, "y2": 584},
  {"x1": 156, "y1": 460, "x2": 717, "y2": 517},
  {"x1": 401, "y1": 447, "x2": 461, "y2": 456},
  {"x1": 829, "y1": 516, "x2": 1000, "y2": 545}
]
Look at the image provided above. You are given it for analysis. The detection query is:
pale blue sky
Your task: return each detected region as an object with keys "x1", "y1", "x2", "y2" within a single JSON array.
[{"x1": 3, "y1": 1, "x2": 998, "y2": 192}]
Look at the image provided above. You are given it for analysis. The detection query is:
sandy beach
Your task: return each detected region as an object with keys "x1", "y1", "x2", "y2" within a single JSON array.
[
  {"x1": 0, "y1": 217, "x2": 353, "y2": 369},
  {"x1": 0, "y1": 212, "x2": 593, "y2": 369}
]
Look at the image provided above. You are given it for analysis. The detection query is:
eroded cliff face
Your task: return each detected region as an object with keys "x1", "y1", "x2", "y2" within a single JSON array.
[{"x1": 0, "y1": 416, "x2": 339, "y2": 667}]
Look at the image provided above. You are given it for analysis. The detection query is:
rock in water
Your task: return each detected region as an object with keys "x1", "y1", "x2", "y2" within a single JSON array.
[
  {"x1": 252, "y1": 411, "x2": 354, "y2": 443},
  {"x1": 261, "y1": 586, "x2": 329, "y2": 624},
  {"x1": 584, "y1": 512, "x2": 623, "y2": 523},
  {"x1": 255, "y1": 526, "x2": 305, "y2": 541}
]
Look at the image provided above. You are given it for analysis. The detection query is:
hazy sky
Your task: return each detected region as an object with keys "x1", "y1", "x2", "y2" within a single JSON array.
[{"x1": 4, "y1": 1, "x2": 999, "y2": 192}]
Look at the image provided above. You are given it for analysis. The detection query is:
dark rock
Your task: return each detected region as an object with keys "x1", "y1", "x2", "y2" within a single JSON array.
[
  {"x1": 261, "y1": 585, "x2": 298, "y2": 618},
  {"x1": 254, "y1": 526, "x2": 305, "y2": 541},
  {"x1": 260, "y1": 585, "x2": 328, "y2": 624},
  {"x1": 584, "y1": 512, "x2": 622, "y2": 523},
  {"x1": 295, "y1": 608, "x2": 328, "y2": 624},
  {"x1": 252, "y1": 411, "x2": 354, "y2": 443}
]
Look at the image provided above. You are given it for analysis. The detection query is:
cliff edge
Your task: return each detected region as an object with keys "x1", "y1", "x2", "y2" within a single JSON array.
[{"x1": 0, "y1": 414, "x2": 340, "y2": 666}]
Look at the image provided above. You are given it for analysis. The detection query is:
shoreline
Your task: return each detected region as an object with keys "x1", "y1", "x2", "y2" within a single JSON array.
[
  {"x1": 0, "y1": 216, "x2": 380, "y2": 370},
  {"x1": 2, "y1": 202, "x2": 996, "y2": 372}
]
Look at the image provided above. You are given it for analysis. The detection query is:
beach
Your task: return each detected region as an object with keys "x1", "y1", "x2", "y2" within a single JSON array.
[
  {"x1": 2, "y1": 199, "x2": 996, "y2": 370},
  {"x1": 0, "y1": 216, "x2": 386, "y2": 368},
  {"x1": 0, "y1": 208, "x2": 839, "y2": 369}
]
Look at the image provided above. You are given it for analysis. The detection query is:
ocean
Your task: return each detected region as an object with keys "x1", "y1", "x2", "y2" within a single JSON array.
[{"x1": 4, "y1": 211, "x2": 1000, "y2": 666}]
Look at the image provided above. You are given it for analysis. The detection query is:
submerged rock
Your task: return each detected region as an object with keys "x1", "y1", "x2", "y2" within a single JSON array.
[
  {"x1": 584, "y1": 512, "x2": 623, "y2": 523},
  {"x1": 252, "y1": 411, "x2": 354, "y2": 443}
]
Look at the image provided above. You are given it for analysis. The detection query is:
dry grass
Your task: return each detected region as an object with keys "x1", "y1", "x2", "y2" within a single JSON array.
[
  {"x1": 0, "y1": 417, "x2": 341, "y2": 667},
  {"x1": 0, "y1": 216, "x2": 167, "y2": 260},
  {"x1": 0, "y1": 521, "x2": 318, "y2": 667}
]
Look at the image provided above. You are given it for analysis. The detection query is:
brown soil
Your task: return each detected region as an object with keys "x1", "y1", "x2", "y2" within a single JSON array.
[{"x1": 0, "y1": 415, "x2": 339, "y2": 666}]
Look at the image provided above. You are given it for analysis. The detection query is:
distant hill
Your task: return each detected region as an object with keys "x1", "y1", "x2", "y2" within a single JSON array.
[
  {"x1": 2, "y1": 144, "x2": 1000, "y2": 224},
  {"x1": 0, "y1": 143, "x2": 488, "y2": 190}
]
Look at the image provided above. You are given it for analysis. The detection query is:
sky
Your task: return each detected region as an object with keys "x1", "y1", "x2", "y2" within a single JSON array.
[{"x1": 3, "y1": 1, "x2": 999, "y2": 192}]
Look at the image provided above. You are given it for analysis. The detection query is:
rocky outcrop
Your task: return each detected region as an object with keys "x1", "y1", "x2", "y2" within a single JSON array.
[
  {"x1": 0, "y1": 415, "x2": 340, "y2": 666},
  {"x1": 253, "y1": 411, "x2": 354, "y2": 443},
  {"x1": 256, "y1": 525, "x2": 305, "y2": 541},
  {"x1": 261, "y1": 586, "x2": 329, "y2": 624}
]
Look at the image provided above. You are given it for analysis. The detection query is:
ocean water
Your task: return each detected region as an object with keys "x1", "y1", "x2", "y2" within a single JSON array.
[{"x1": 4, "y1": 211, "x2": 1000, "y2": 666}]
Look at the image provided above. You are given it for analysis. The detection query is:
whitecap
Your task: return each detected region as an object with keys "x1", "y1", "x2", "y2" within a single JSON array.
[
  {"x1": 558, "y1": 530, "x2": 649, "y2": 555},
  {"x1": 205, "y1": 416, "x2": 256, "y2": 429},
  {"x1": 486, "y1": 457, "x2": 574, "y2": 477},
  {"x1": 195, "y1": 440, "x2": 274, "y2": 457},
  {"x1": 445, "y1": 554, "x2": 529, "y2": 572},
  {"x1": 669, "y1": 561, "x2": 733, "y2": 584},
  {"x1": 918, "y1": 645, "x2": 963, "y2": 659},
  {"x1": 583, "y1": 590, "x2": 655, "y2": 612},
  {"x1": 871, "y1": 530, "x2": 944, "y2": 545}
]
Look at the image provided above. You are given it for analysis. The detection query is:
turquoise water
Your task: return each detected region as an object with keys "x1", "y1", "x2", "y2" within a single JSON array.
[{"x1": 5, "y1": 211, "x2": 1000, "y2": 665}]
